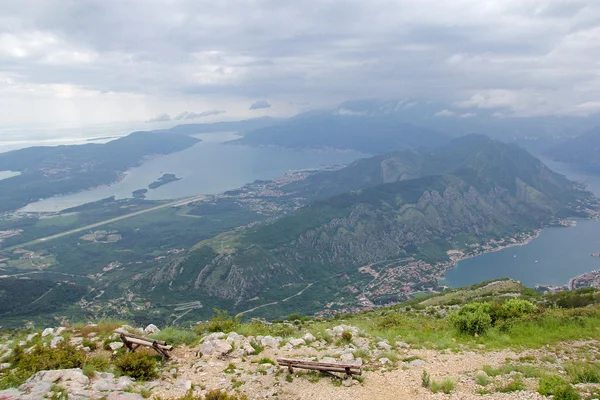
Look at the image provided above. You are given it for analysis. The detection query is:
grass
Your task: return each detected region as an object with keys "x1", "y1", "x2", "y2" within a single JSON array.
[
  {"x1": 538, "y1": 375, "x2": 581, "y2": 400},
  {"x1": 482, "y1": 363, "x2": 546, "y2": 378},
  {"x1": 496, "y1": 378, "x2": 525, "y2": 393},
  {"x1": 565, "y1": 361, "x2": 600, "y2": 384},
  {"x1": 73, "y1": 319, "x2": 129, "y2": 338},
  {"x1": 149, "y1": 328, "x2": 199, "y2": 346},
  {"x1": 475, "y1": 374, "x2": 490, "y2": 386},
  {"x1": 256, "y1": 358, "x2": 275, "y2": 365},
  {"x1": 430, "y1": 378, "x2": 455, "y2": 394}
]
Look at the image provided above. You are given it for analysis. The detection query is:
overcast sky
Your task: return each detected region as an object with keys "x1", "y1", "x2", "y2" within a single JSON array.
[{"x1": 1, "y1": 0, "x2": 599, "y2": 127}]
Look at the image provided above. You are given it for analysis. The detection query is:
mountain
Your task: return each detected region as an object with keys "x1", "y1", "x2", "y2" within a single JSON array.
[
  {"x1": 545, "y1": 127, "x2": 600, "y2": 168},
  {"x1": 229, "y1": 112, "x2": 449, "y2": 154},
  {"x1": 0, "y1": 132, "x2": 199, "y2": 212},
  {"x1": 141, "y1": 135, "x2": 597, "y2": 318},
  {"x1": 158, "y1": 117, "x2": 277, "y2": 135}
]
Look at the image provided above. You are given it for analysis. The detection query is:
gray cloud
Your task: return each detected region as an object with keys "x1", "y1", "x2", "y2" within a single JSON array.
[
  {"x1": 249, "y1": 100, "x2": 271, "y2": 110},
  {"x1": 1, "y1": 0, "x2": 600, "y2": 125},
  {"x1": 145, "y1": 113, "x2": 171, "y2": 123}
]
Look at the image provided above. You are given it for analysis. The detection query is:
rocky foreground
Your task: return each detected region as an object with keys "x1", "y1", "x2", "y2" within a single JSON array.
[{"x1": 1, "y1": 319, "x2": 599, "y2": 400}]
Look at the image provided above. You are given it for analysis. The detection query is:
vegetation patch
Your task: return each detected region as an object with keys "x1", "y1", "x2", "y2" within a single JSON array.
[{"x1": 114, "y1": 351, "x2": 158, "y2": 381}]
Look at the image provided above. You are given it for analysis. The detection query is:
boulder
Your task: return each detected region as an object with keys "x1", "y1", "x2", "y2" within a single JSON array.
[
  {"x1": 0, "y1": 363, "x2": 10, "y2": 370},
  {"x1": 396, "y1": 341, "x2": 410, "y2": 349},
  {"x1": 321, "y1": 357, "x2": 337, "y2": 363},
  {"x1": 143, "y1": 324, "x2": 160, "y2": 335},
  {"x1": 242, "y1": 343, "x2": 256, "y2": 355},
  {"x1": 0, "y1": 389, "x2": 21, "y2": 399},
  {"x1": 260, "y1": 336, "x2": 279, "y2": 348},
  {"x1": 377, "y1": 342, "x2": 392, "y2": 351},
  {"x1": 408, "y1": 359, "x2": 426, "y2": 368},
  {"x1": 41, "y1": 328, "x2": 54, "y2": 337},
  {"x1": 226, "y1": 332, "x2": 244, "y2": 345},
  {"x1": 26, "y1": 333, "x2": 38, "y2": 342},
  {"x1": 109, "y1": 342, "x2": 124, "y2": 350},
  {"x1": 213, "y1": 340, "x2": 232, "y2": 355},
  {"x1": 26, "y1": 368, "x2": 90, "y2": 391},
  {"x1": 70, "y1": 337, "x2": 84, "y2": 346},
  {"x1": 288, "y1": 338, "x2": 305, "y2": 347},
  {"x1": 175, "y1": 379, "x2": 192, "y2": 390},
  {"x1": 203, "y1": 332, "x2": 225, "y2": 342},
  {"x1": 379, "y1": 357, "x2": 392, "y2": 365},
  {"x1": 199, "y1": 341, "x2": 215, "y2": 357},
  {"x1": 302, "y1": 333, "x2": 316, "y2": 342},
  {"x1": 55, "y1": 327, "x2": 67, "y2": 335},
  {"x1": 340, "y1": 353, "x2": 355, "y2": 362},
  {"x1": 50, "y1": 336, "x2": 64, "y2": 348}
]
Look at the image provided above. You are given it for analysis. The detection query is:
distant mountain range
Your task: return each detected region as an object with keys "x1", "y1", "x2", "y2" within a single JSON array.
[
  {"x1": 546, "y1": 127, "x2": 600, "y2": 168},
  {"x1": 142, "y1": 135, "x2": 598, "y2": 317}
]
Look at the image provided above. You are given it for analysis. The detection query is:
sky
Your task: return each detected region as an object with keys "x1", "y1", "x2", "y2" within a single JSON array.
[{"x1": 1, "y1": 0, "x2": 600, "y2": 127}]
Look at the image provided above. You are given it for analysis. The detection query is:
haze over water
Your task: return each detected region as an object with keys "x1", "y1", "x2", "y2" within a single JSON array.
[{"x1": 443, "y1": 159, "x2": 600, "y2": 288}]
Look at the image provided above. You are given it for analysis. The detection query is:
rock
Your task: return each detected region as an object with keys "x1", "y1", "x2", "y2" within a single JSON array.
[
  {"x1": 396, "y1": 341, "x2": 409, "y2": 349},
  {"x1": 26, "y1": 368, "x2": 90, "y2": 390},
  {"x1": 408, "y1": 359, "x2": 426, "y2": 368},
  {"x1": 199, "y1": 341, "x2": 215, "y2": 357},
  {"x1": 106, "y1": 393, "x2": 144, "y2": 400},
  {"x1": 0, "y1": 389, "x2": 21, "y2": 399},
  {"x1": 340, "y1": 353, "x2": 355, "y2": 362},
  {"x1": 55, "y1": 327, "x2": 67, "y2": 335},
  {"x1": 203, "y1": 332, "x2": 226, "y2": 342},
  {"x1": 288, "y1": 338, "x2": 305, "y2": 347},
  {"x1": 143, "y1": 324, "x2": 160, "y2": 335},
  {"x1": 260, "y1": 336, "x2": 279, "y2": 348},
  {"x1": 343, "y1": 378, "x2": 353, "y2": 387},
  {"x1": 26, "y1": 333, "x2": 38, "y2": 342},
  {"x1": 377, "y1": 341, "x2": 392, "y2": 351},
  {"x1": 41, "y1": 328, "x2": 54, "y2": 337},
  {"x1": 70, "y1": 337, "x2": 84, "y2": 345},
  {"x1": 213, "y1": 340, "x2": 232, "y2": 355},
  {"x1": 87, "y1": 332, "x2": 97, "y2": 338},
  {"x1": 303, "y1": 333, "x2": 316, "y2": 342},
  {"x1": 0, "y1": 363, "x2": 10, "y2": 370},
  {"x1": 379, "y1": 357, "x2": 392, "y2": 365},
  {"x1": 242, "y1": 343, "x2": 256, "y2": 355},
  {"x1": 226, "y1": 332, "x2": 244, "y2": 345},
  {"x1": 82, "y1": 347, "x2": 91, "y2": 353},
  {"x1": 109, "y1": 342, "x2": 124, "y2": 350},
  {"x1": 50, "y1": 336, "x2": 64, "y2": 348},
  {"x1": 176, "y1": 379, "x2": 192, "y2": 390},
  {"x1": 321, "y1": 357, "x2": 337, "y2": 363}
]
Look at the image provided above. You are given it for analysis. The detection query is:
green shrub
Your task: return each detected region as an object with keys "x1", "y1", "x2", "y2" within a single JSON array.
[
  {"x1": 421, "y1": 370, "x2": 430, "y2": 388},
  {"x1": 497, "y1": 378, "x2": 525, "y2": 393},
  {"x1": 196, "y1": 309, "x2": 240, "y2": 334},
  {"x1": 475, "y1": 374, "x2": 489, "y2": 386},
  {"x1": 84, "y1": 355, "x2": 110, "y2": 372},
  {"x1": 0, "y1": 343, "x2": 85, "y2": 389},
  {"x1": 81, "y1": 339, "x2": 97, "y2": 351},
  {"x1": 448, "y1": 302, "x2": 492, "y2": 336},
  {"x1": 114, "y1": 351, "x2": 157, "y2": 381},
  {"x1": 430, "y1": 378, "x2": 455, "y2": 394},
  {"x1": 500, "y1": 299, "x2": 536, "y2": 319},
  {"x1": 377, "y1": 313, "x2": 403, "y2": 329},
  {"x1": 150, "y1": 328, "x2": 198, "y2": 346},
  {"x1": 340, "y1": 332, "x2": 353, "y2": 343},
  {"x1": 537, "y1": 375, "x2": 580, "y2": 400},
  {"x1": 257, "y1": 358, "x2": 275, "y2": 365}
]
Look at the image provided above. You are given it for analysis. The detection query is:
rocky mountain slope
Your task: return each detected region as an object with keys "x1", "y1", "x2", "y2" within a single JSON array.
[{"x1": 139, "y1": 136, "x2": 598, "y2": 319}]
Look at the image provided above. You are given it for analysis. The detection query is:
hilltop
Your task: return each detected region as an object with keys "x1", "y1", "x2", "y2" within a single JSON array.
[
  {"x1": 546, "y1": 127, "x2": 600, "y2": 169},
  {"x1": 2, "y1": 280, "x2": 600, "y2": 399}
]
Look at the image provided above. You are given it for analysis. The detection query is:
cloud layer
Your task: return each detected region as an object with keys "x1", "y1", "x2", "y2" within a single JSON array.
[{"x1": 1, "y1": 0, "x2": 599, "y2": 125}]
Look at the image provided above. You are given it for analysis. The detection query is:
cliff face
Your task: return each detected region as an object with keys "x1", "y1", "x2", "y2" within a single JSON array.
[{"x1": 144, "y1": 135, "x2": 598, "y2": 311}]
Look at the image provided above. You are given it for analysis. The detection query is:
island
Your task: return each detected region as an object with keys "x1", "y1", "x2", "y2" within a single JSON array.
[
  {"x1": 132, "y1": 189, "x2": 148, "y2": 199},
  {"x1": 148, "y1": 173, "x2": 181, "y2": 189}
]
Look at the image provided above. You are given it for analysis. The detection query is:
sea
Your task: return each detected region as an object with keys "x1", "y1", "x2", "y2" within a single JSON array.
[
  {"x1": 442, "y1": 158, "x2": 600, "y2": 288},
  {"x1": 13, "y1": 130, "x2": 365, "y2": 212}
]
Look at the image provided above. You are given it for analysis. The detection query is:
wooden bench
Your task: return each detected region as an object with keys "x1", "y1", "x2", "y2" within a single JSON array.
[
  {"x1": 277, "y1": 358, "x2": 362, "y2": 379},
  {"x1": 119, "y1": 332, "x2": 174, "y2": 360}
]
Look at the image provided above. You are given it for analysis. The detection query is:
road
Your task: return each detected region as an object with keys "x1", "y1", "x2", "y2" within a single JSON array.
[{"x1": 4, "y1": 195, "x2": 205, "y2": 250}]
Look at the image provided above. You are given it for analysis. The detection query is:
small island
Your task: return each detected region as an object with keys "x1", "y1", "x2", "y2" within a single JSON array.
[
  {"x1": 148, "y1": 173, "x2": 181, "y2": 190},
  {"x1": 132, "y1": 189, "x2": 148, "y2": 199}
]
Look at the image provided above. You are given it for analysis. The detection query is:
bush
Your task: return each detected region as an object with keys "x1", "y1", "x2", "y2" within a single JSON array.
[
  {"x1": 114, "y1": 351, "x2": 157, "y2": 381},
  {"x1": 0, "y1": 343, "x2": 85, "y2": 389},
  {"x1": 448, "y1": 303, "x2": 492, "y2": 336},
  {"x1": 340, "y1": 332, "x2": 353, "y2": 343},
  {"x1": 421, "y1": 370, "x2": 431, "y2": 388},
  {"x1": 538, "y1": 375, "x2": 580, "y2": 400},
  {"x1": 150, "y1": 328, "x2": 198, "y2": 346},
  {"x1": 500, "y1": 299, "x2": 536, "y2": 319},
  {"x1": 196, "y1": 309, "x2": 240, "y2": 334},
  {"x1": 430, "y1": 378, "x2": 455, "y2": 394},
  {"x1": 81, "y1": 339, "x2": 98, "y2": 351}
]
